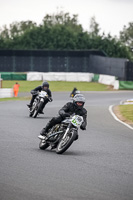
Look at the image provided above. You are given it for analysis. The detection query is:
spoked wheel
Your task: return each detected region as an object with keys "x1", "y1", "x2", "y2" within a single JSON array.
[
  {"x1": 33, "y1": 102, "x2": 43, "y2": 118},
  {"x1": 29, "y1": 102, "x2": 36, "y2": 118},
  {"x1": 39, "y1": 140, "x2": 49, "y2": 150},
  {"x1": 33, "y1": 108, "x2": 39, "y2": 118},
  {"x1": 56, "y1": 129, "x2": 77, "y2": 154}
]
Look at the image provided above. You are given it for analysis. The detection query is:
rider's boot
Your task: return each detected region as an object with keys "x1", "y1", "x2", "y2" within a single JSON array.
[
  {"x1": 38, "y1": 121, "x2": 53, "y2": 140},
  {"x1": 39, "y1": 101, "x2": 48, "y2": 114},
  {"x1": 38, "y1": 128, "x2": 47, "y2": 140},
  {"x1": 39, "y1": 110, "x2": 44, "y2": 114},
  {"x1": 27, "y1": 104, "x2": 31, "y2": 108},
  {"x1": 27, "y1": 104, "x2": 32, "y2": 111}
]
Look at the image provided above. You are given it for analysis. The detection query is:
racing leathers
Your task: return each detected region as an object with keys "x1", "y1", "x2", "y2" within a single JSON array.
[
  {"x1": 29, "y1": 86, "x2": 52, "y2": 110},
  {"x1": 40, "y1": 102, "x2": 87, "y2": 137}
]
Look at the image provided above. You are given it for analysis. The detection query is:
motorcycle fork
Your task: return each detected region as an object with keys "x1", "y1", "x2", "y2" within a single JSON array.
[{"x1": 62, "y1": 123, "x2": 71, "y2": 140}]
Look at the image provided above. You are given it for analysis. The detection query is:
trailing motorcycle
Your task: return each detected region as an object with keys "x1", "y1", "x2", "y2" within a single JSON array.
[
  {"x1": 29, "y1": 91, "x2": 52, "y2": 118},
  {"x1": 39, "y1": 114, "x2": 83, "y2": 154}
]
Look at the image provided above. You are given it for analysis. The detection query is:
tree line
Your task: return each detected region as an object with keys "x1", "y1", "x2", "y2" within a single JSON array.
[{"x1": 0, "y1": 12, "x2": 132, "y2": 60}]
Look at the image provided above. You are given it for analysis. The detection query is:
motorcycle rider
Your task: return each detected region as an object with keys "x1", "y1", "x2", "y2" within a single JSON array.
[
  {"x1": 38, "y1": 94, "x2": 87, "y2": 140},
  {"x1": 70, "y1": 87, "x2": 80, "y2": 98},
  {"x1": 27, "y1": 81, "x2": 52, "y2": 114}
]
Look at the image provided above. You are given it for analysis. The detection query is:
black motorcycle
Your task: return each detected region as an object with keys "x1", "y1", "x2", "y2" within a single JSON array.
[
  {"x1": 29, "y1": 91, "x2": 52, "y2": 118},
  {"x1": 39, "y1": 114, "x2": 83, "y2": 154}
]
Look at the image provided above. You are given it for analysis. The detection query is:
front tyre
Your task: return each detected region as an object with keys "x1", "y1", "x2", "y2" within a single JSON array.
[
  {"x1": 33, "y1": 101, "x2": 44, "y2": 118},
  {"x1": 29, "y1": 112, "x2": 33, "y2": 117},
  {"x1": 39, "y1": 140, "x2": 49, "y2": 150},
  {"x1": 56, "y1": 129, "x2": 77, "y2": 154},
  {"x1": 33, "y1": 108, "x2": 39, "y2": 118}
]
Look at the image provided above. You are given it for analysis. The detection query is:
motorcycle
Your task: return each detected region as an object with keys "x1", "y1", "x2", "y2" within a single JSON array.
[
  {"x1": 39, "y1": 114, "x2": 83, "y2": 154},
  {"x1": 29, "y1": 91, "x2": 52, "y2": 118}
]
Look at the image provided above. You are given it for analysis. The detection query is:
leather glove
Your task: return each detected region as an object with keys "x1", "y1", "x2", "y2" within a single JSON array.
[
  {"x1": 49, "y1": 97, "x2": 53, "y2": 102},
  {"x1": 80, "y1": 122, "x2": 86, "y2": 130},
  {"x1": 31, "y1": 90, "x2": 38, "y2": 96}
]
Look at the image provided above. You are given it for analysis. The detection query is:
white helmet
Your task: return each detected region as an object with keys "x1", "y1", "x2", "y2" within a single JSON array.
[
  {"x1": 73, "y1": 94, "x2": 85, "y2": 109},
  {"x1": 75, "y1": 90, "x2": 80, "y2": 95}
]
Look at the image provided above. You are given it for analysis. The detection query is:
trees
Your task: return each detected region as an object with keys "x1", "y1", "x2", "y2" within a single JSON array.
[
  {"x1": 89, "y1": 16, "x2": 100, "y2": 37},
  {"x1": 120, "y1": 22, "x2": 133, "y2": 47},
  {"x1": 119, "y1": 22, "x2": 133, "y2": 60},
  {"x1": 0, "y1": 12, "x2": 132, "y2": 60}
]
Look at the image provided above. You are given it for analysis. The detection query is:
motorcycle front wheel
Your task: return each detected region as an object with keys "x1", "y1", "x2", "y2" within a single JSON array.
[
  {"x1": 29, "y1": 112, "x2": 33, "y2": 117},
  {"x1": 33, "y1": 101, "x2": 44, "y2": 118},
  {"x1": 33, "y1": 108, "x2": 39, "y2": 118},
  {"x1": 56, "y1": 129, "x2": 77, "y2": 154}
]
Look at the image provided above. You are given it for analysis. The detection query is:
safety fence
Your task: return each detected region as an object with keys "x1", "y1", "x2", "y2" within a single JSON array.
[
  {"x1": 1, "y1": 72, "x2": 133, "y2": 96},
  {"x1": 1, "y1": 50, "x2": 133, "y2": 81},
  {"x1": 27, "y1": 72, "x2": 94, "y2": 82},
  {"x1": 0, "y1": 88, "x2": 13, "y2": 98},
  {"x1": 97, "y1": 75, "x2": 133, "y2": 90},
  {"x1": 0, "y1": 72, "x2": 27, "y2": 80}
]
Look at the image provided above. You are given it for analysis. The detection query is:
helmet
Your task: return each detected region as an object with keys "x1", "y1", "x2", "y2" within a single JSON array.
[
  {"x1": 42, "y1": 81, "x2": 49, "y2": 89},
  {"x1": 73, "y1": 94, "x2": 85, "y2": 109},
  {"x1": 74, "y1": 90, "x2": 80, "y2": 95}
]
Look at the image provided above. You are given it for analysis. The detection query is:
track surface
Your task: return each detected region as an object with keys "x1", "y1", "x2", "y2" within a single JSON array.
[{"x1": 0, "y1": 91, "x2": 133, "y2": 200}]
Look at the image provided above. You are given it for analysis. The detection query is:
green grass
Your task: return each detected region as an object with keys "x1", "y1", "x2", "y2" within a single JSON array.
[
  {"x1": 2, "y1": 80, "x2": 110, "y2": 92},
  {"x1": 119, "y1": 105, "x2": 133, "y2": 123},
  {"x1": 0, "y1": 96, "x2": 30, "y2": 102}
]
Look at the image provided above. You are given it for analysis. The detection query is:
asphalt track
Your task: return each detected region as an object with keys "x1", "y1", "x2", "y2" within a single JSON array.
[{"x1": 0, "y1": 91, "x2": 133, "y2": 200}]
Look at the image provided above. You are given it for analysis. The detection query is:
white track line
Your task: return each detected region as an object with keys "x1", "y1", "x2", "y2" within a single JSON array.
[
  {"x1": 120, "y1": 100, "x2": 124, "y2": 105},
  {"x1": 109, "y1": 105, "x2": 133, "y2": 130}
]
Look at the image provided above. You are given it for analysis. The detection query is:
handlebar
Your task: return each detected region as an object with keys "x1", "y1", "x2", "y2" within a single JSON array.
[{"x1": 31, "y1": 90, "x2": 39, "y2": 95}]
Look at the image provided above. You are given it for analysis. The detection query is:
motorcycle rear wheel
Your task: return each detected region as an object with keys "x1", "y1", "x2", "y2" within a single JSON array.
[
  {"x1": 56, "y1": 129, "x2": 77, "y2": 154},
  {"x1": 39, "y1": 140, "x2": 49, "y2": 150}
]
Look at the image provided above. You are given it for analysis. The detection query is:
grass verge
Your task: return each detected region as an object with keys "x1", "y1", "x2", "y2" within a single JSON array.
[
  {"x1": 113, "y1": 105, "x2": 133, "y2": 125},
  {"x1": 2, "y1": 80, "x2": 111, "y2": 92},
  {"x1": 119, "y1": 105, "x2": 133, "y2": 123},
  {"x1": 0, "y1": 96, "x2": 30, "y2": 102}
]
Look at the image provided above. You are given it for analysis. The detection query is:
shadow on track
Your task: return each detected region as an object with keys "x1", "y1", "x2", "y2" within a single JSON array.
[
  {"x1": 34, "y1": 148, "x2": 90, "y2": 156},
  {"x1": 25, "y1": 116, "x2": 52, "y2": 119}
]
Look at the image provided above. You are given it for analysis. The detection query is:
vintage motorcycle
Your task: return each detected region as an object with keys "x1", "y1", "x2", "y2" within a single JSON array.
[
  {"x1": 29, "y1": 91, "x2": 52, "y2": 118},
  {"x1": 39, "y1": 114, "x2": 83, "y2": 154}
]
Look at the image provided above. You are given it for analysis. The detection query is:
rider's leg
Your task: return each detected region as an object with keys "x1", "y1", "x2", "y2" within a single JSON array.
[
  {"x1": 39, "y1": 116, "x2": 62, "y2": 137},
  {"x1": 39, "y1": 99, "x2": 49, "y2": 114},
  {"x1": 27, "y1": 95, "x2": 36, "y2": 108}
]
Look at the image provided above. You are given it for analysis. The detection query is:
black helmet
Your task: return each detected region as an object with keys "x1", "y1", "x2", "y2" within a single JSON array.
[
  {"x1": 42, "y1": 81, "x2": 49, "y2": 88},
  {"x1": 73, "y1": 94, "x2": 85, "y2": 109}
]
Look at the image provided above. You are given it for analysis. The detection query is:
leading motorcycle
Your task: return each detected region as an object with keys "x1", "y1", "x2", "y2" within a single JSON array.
[{"x1": 39, "y1": 114, "x2": 83, "y2": 154}]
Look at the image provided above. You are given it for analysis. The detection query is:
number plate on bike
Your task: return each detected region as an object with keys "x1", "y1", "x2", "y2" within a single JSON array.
[
  {"x1": 39, "y1": 91, "x2": 47, "y2": 97},
  {"x1": 71, "y1": 115, "x2": 83, "y2": 127}
]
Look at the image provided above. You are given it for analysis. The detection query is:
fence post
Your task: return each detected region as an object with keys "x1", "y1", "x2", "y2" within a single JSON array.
[
  {"x1": 48, "y1": 57, "x2": 52, "y2": 72},
  {"x1": 12, "y1": 56, "x2": 16, "y2": 72},
  {"x1": 0, "y1": 73, "x2": 2, "y2": 88},
  {"x1": 64, "y1": 57, "x2": 69, "y2": 72},
  {"x1": 30, "y1": 56, "x2": 34, "y2": 71},
  {"x1": 83, "y1": 57, "x2": 87, "y2": 72}
]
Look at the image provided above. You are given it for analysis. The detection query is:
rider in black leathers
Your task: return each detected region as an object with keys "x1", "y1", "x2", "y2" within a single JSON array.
[
  {"x1": 27, "y1": 81, "x2": 52, "y2": 114},
  {"x1": 38, "y1": 94, "x2": 87, "y2": 140}
]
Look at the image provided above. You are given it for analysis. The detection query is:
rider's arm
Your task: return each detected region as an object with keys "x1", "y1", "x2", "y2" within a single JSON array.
[
  {"x1": 80, "y1": 109, "x2": 87, "y2": 130},
  {"x1": 59, "y1": 103, "x2": 71, "y2": 117},
  {"x1": 47, "y1": 89, "x2": 52, "y2": 97},
  {"x1": 30, "y1": 86, "x2": 42, "y2": 94}
]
